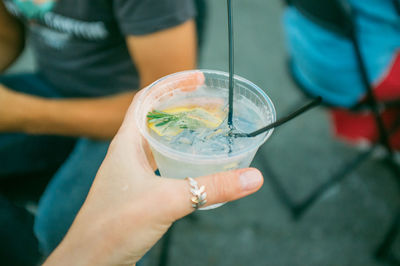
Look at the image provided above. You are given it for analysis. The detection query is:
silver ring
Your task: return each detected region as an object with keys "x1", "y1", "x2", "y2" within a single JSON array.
[{"x1": 186, "y1": 177, "x2": 207, "y2": 209}]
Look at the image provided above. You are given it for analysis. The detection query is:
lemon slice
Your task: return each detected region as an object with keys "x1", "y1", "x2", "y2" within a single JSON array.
[
  {"x1": 148, "y1": 106, "x2": 224, "y2": 137},
  {"x1": 148, "y1": 121, "x2": 184, "y2": 137}
]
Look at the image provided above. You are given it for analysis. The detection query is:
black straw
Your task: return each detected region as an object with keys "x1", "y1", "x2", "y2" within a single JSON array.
[
  {"x1": 232, "y1": 97, "x2": 323, "y2": 138},
  {"x1": 227, "y1": 0, "x2": 234, "y2": 127}
]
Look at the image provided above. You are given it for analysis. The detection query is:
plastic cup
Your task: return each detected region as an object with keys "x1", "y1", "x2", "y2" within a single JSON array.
[{"x1": 135, "y1": 69, "x2": 276, "y2": 209}]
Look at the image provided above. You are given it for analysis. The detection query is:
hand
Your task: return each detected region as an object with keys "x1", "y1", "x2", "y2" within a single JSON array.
[
  {"x1": 0, "y1": 84, "x2": 29, "y2": 132},
  {"x1": 44, "y1": 90, "x2": 264, "y2": 266}
]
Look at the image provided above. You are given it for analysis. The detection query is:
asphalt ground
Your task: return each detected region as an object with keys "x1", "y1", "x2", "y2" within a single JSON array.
[{"x1": 144, "y1": 0, "x2": 400, "y2": 265}]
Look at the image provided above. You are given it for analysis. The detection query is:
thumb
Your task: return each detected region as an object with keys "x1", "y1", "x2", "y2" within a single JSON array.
[{"x1": 160, "y1": 168, "x2": 264, "y2": 221}]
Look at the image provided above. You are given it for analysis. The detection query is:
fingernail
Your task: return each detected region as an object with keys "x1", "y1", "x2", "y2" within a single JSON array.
[{"x1": 239, "y1": 169, "x2": 262, "y2": 191}]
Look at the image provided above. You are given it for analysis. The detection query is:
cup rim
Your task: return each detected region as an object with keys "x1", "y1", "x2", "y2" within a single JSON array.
[{"x1": 135, "y1": 69, "x2": 276, "y2": 164}]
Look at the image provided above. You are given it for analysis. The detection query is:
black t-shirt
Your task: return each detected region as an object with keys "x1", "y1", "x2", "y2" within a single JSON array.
[{"x1": 3, "y1": 0, "x2": 196, "y2": 97}]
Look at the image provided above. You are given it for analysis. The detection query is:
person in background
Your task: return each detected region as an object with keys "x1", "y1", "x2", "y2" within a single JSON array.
[
  {"x1": 283, "y1": 0, "x2": 400, "y2": 150},
  {"x1": 0, "y1": 0, "x2": 204, "y2": 263},
  {"x1": 43, "y1": 90, "x2": 264, "y2": 266}
]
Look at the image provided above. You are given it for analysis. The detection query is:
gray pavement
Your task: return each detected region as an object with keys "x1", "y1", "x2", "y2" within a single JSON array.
[
  {"x1": 143, "y1": 0, "x2": 400, "y2": 265},
  {"x1": 9, "y1": 0, "x2": 399, "y2": 265}
]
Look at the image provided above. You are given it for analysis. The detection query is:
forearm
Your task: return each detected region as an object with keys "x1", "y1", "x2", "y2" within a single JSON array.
[
  {"x1": 44, "y1": 235, "x2": 137, "y2": 266},
  {"x1": 20, "y1": 91, "x2": 136, "y2": 139},
  {"x1": 43, "y1": 198, "x2": 138, "y2": 266},
  {"x1": 0, "y1": 1, "x2": 25, "y2": 72},
  {"x1": 0, "y1": 38, "x2": 24, "y2": 72}
]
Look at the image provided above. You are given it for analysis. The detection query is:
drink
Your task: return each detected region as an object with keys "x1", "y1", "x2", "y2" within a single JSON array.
[{"x1": 135, "y1": 70, "x2": 276, "y2": 209}]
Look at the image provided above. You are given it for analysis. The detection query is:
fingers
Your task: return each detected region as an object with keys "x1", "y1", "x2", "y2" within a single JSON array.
[
  {"x1": 142, "y1": 138, "x2": 157, "y2": 171},
  {"x1": 121, "y1": 89, "x2": 146, "y2": 129},
  {"x1": 121, "y1": 71, "x2": 205, "y2": 133},
  {"x1": 107, "y1": 89, "x2": 156, "y2": 174},
  {"x1": 160, "y1": 168, "x2": 263, "y2": 221},
  {"x1": 114, "y1": 71, "x2": 206, "y2": 171}
]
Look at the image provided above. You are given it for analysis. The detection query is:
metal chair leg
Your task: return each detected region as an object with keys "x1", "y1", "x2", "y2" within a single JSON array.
[
  {"x1": 374, "y1": 209, "x2": 400, "y2": 264},
  {"x1": 258, "y1": 153, "x2": 297, "y2": 211},
  {"x1": 292, "y1": 147, "x2": 374, "y2": 219},
  {"x1": 259, "y1": 146, "x2": 374, "y2": 220}
]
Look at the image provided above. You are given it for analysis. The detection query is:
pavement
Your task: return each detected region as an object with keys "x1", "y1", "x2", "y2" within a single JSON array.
[
  {"x1": 9, "y1": 0, "x2": 399, "y2": 265},
  {"x1": 143, "y1": 0, "x2": 400, "y2": 265}
]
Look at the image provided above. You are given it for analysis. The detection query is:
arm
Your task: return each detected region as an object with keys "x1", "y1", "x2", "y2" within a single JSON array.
[
  {"x1": 2, "y1": 19, "x2": 197, "y2": 139},
  {"x1": 0, "y1": 1, "x2": 25, "y2": 72},
  {"x1": 127, "y1": 19, "x2": 197, "y2": 88}
]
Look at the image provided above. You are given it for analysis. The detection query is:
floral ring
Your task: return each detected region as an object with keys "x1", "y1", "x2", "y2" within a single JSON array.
[{"x1": 186, "y1": 177, "x2": 207, "y2": 209}]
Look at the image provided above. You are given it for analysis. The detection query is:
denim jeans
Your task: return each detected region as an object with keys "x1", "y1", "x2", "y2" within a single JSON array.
[{"x1": 0, "y1": 73, "x2": 109, "y2": 256}]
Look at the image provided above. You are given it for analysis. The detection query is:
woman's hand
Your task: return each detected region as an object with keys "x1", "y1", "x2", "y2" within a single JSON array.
[{"x1": 44, "y1": 91, "x2": 264, "y2": 266}]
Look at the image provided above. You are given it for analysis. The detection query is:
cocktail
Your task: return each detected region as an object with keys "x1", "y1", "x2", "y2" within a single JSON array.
[{"x1": 135, "y1": 69, "x2": 276, "y2": 209}]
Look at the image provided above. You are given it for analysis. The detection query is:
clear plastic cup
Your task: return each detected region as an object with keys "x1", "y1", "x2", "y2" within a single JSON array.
[{"x1": 135, "y1": 69, "x2": 276, "y2": 209}]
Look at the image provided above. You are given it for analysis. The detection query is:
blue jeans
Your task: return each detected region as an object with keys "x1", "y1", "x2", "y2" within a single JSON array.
[{"x1": 0, "y1": 73, "x2": 109, "y2": 256}]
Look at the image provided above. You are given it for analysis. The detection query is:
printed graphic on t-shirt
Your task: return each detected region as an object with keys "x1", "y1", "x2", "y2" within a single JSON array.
[{"x1": 3, "y1": 0, "x2": 108, "y2": 49}]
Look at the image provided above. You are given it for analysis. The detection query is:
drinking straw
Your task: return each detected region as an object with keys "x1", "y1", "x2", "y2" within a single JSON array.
[
  {"x1": 231, "y1": 97, "x2": 323, "y2": 138},
  {"x1": 227, "y1": 0, "x2": 234, "y2": 128}
]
